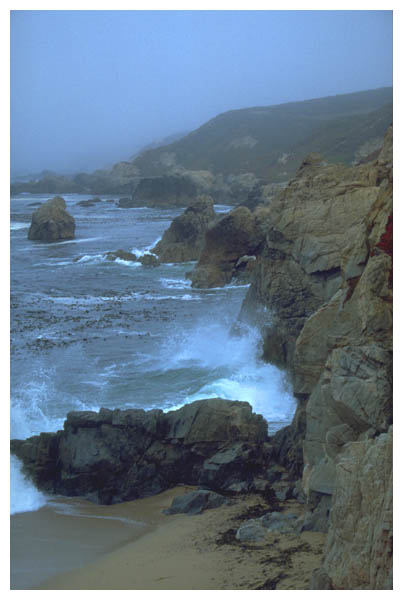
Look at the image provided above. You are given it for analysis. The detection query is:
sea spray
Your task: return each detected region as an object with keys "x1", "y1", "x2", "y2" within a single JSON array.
[{"x1": 157, "y1": 317, "x2": 295, "y2": 427}]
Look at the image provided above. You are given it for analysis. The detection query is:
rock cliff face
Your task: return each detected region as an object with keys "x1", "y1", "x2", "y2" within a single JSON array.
[
  {"x1": 11, "y1": 399, "x2": 270, "y2": 505},
  {"x1": 152, "y1": 195, "x2": 216, "y2": 262},
  {"x1": 241, "y1": 126, "x2": 393, "y2": 589},
  {"x1": 28, "y1": 196, "x2": 75, "y2": 242}
]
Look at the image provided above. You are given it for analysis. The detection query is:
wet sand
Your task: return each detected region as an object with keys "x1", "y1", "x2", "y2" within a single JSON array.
[
  {"x1": 12, "y1": 486, "x2": 326, "y2": 590},
  {"x1": 10, "y1": 485, "x2": 194, "y2": 589}
]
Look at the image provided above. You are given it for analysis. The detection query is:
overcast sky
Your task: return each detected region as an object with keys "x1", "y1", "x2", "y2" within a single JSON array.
[{"x1": 10, "y1": 10, "x2": 393, "y2": 176}]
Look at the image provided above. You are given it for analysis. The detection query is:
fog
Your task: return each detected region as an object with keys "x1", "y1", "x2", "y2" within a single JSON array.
[{"x1": 10, "y1": 10, "x2": 392, "y2": 177}]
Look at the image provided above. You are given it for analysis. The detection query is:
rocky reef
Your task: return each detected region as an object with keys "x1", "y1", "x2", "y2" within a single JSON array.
[{"x1": 27, "y1": 196, "x2": 75, "y2": 242}]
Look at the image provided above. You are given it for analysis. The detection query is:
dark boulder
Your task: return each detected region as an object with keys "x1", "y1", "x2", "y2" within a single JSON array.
[
  {"x1": 11, "y1": 399, "x2": 269, "y2": 505},
  {"x1": 28, "y1": 196, "x2": 75, "y2": 242}
]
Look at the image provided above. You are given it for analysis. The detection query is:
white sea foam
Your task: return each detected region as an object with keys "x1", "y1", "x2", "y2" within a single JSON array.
[
  {"x1": 160, "y1": 320, "x2": 295, "y2": 426},
  {"x1": 10, "y1": 456, "x2": 49, "y2": 515},
  {"x1": 160, "y1": 278, "x2": 192, "y2": 290},
  {"x1": 10, "y1": 222, "x2": 29, "y2": 231},
  {"x1": 131, "y1": 236, "x2": 161, "y2": 257},
  {"x1": 48, "y1": 501, "x2": 144, "y2": 527}
]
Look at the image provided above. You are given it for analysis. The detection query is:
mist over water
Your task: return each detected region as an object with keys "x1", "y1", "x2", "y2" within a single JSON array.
[{"x1": 10, "y1": 195, "x2": 295, "y2": 515}]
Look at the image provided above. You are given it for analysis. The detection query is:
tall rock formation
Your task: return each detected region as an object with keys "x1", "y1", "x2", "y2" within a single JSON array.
[
  {"x1": 241, "y1": 125, "x2": 393, "y2": 589},
  {"x1": 27, "y1": 196, "x2": 75, "y2": 242}
]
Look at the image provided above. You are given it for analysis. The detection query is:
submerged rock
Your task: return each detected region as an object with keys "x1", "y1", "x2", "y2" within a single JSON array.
[
  {"x1": 11, "y1": 399, "x2": 269, "y2": 504},
  {"x1": 27, "y1": 196, "x2": 75, "y2": 242}
]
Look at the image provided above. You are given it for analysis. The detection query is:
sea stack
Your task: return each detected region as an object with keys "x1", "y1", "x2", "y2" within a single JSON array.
[{"x1": 28, "y1": 196, "x2": 75, "y2": 242}]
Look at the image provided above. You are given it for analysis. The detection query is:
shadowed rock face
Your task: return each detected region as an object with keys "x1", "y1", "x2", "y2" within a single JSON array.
[
  {"x1": 11, "y1": 399, "x2": 270, "y2": 505},
  {"x1": 27, "y1": 196, "x2": 75, "y2": 242},
  {"x1": 152, "y1": 195, "x2": 216, "y2": 262}
]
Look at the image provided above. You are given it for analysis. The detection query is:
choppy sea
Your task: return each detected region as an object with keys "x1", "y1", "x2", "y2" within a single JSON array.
[{"x1": 10, "y1": 193, "x2": 296, "y2": 517}]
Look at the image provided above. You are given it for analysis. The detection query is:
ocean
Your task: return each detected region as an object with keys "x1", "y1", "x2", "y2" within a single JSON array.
[{"x1": 10, "y1": 193, "x2": 296, "y2": 587}]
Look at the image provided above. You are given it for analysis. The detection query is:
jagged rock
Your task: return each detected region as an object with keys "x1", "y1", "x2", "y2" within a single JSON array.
[
  {"x1": 235, "y1": 126, "x2": 393, "y2": 588},
  {"x1": 240, "y1": 130, "x2": 392, "y2": 372},
  {"x1": 27, "y1": 196, "x2": 75, "y2": 242},
  {"x1": 11, "y1": 399, "x2": 269, "y2": 505},
  {"x1": 162, "y1": 489, "x2": 229, "y2": 515},
  {"x1": 190, "y1": 206, "x2": 263, "y2": 288},
  {"x1": 152, "y1": 195, "x2": 216, "y2": 262}
]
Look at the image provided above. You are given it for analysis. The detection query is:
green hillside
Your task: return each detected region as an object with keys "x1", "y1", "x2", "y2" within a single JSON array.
[{"x1": 133, "y1": 87, "x2": 392, "y2": 181}]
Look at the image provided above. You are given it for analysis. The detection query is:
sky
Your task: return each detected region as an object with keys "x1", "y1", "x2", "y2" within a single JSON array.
[{"x1": 10, "y1": 9, "x2": 393, "y2": 176}]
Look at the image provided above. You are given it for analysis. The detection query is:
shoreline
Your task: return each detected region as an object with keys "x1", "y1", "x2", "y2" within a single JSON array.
[{"x1": 13, "y1": 486, "x2": 326, "y2": 591}]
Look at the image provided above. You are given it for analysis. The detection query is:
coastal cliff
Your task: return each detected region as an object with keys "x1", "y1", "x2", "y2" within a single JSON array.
[
  {"x1": 185, "y1": 125, "x2": 393, "y2": 588},
  {"x1": 245, "y1": 125, "x2": 393, "y2": 588}
]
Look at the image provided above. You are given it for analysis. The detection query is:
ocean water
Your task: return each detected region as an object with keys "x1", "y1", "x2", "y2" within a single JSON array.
[{"x1": 10, "y1": 193, "x2": 296, "y2": 516}]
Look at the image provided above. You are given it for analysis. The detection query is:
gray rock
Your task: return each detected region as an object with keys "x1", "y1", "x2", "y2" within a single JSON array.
[
  {"x1": 260, "y1": 511, "x2": 300, "y2": 533},
  {"x1": 236, "y1": 519, "x2": 267, "y2": 542},
  {"x1": 163, "y1": 489, "x2": 229, "y2": 516}
]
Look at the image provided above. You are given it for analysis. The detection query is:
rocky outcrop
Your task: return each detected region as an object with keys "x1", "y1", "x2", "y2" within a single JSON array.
[
  {"x1": 190, "y1": 206, "x2": 264, "y2": 288},
  {"x1": 27, "y1": 196, "x2": 75, "y2": 242},
  {"x1": 242, "y1": 127, "x2": 392, "y2": 375},
  {"x1": 152, "y1": 195, "x2": 216, "y2": 262},
  {"x1": 11, "y1": 399, "x2": 269, "y2": 505},
  {"x1": 237, "y1": 126, "x2": 393, "y2": 588}
]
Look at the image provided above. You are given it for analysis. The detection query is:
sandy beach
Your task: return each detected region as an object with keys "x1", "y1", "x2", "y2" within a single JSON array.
[{"x1": 13, "y1": 486, "x2": 326, "y2": 590}]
